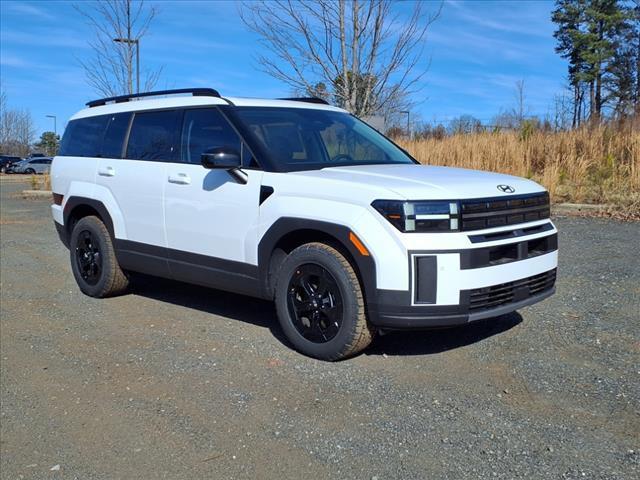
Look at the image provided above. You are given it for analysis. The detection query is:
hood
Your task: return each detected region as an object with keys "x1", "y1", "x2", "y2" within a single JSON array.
[{"x1": 299, "y1": 164, "x2": 545, "y2": 200}]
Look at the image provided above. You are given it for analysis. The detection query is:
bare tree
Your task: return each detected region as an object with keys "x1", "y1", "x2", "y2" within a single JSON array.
[
  {"x1": 512, "y1": 79, "x2": 529, "y2": 125},
  {"x1": 239, "y1": 0, "x2": 441, "y2": 118},
  {"x1": 0, "y1": 85, "x2": 36, "y2": 157},
  {"x1": 551, "y1": 91, "x2": 572, "y2": 131},
  {"x1": 76, "y1": 0, "x2": 162, "y2": 97}
]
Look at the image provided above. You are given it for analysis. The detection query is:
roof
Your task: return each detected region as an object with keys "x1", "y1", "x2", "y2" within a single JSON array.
[{"x1": 71, "y1": 95, "x2": 346, "y2": 121}]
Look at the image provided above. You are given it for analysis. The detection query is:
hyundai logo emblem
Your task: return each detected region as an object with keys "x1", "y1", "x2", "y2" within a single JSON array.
[{"x1": 497, "y1": 184, "x2": 515, "y2": 193}]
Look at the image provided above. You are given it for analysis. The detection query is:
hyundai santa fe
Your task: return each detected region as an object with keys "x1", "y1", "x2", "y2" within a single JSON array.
[{"x1": 51, "y1": 88, "x2": 557, "y2": 360}]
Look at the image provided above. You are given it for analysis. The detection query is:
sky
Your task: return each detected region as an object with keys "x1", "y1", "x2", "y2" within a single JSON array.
[{"x1": 0, "y1": 0, "x2": 568, "y2": 137}]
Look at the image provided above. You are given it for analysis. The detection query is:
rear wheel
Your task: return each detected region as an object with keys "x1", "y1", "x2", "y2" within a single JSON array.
[
  {"x1": 274, "y1": 242, "x2": 374, "y2": 360},
  {"x1": 69, "y1": 216, "x2": 129, "y2": 297}
]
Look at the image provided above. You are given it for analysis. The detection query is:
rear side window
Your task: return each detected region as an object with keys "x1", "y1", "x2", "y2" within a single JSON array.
[
  {"x1": 101, "y1": 113, "x2": 131, "y2": 158},
  {"x1": 126, "y1": 110, "x2": 180, "y2": 161},
  {"x1": 180, "y1": 108, "x2": 242, "y2": 164},
  {"x1": 58, "y1": 115, "x2": 109, "y2": 157}
]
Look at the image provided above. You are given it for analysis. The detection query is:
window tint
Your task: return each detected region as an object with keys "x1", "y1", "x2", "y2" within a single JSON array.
[
  {"x1": 235, "y1": 107, "x2": 413, "y2": 171},
  {"x1": 180, "y1": 108, "x2": 242, "y2": 164},
  {"x1": 126, "y1": 110, "x2": 180, "y2": 161},
  {"x1": 101, "y1": 113, "x2": 131, "y2": 158},
  {"x1": 319, "y1": 122, "x2": 387, "y2": 163},
  {"x1": 58, "y1": 115, "x2": 109, "y2": 157}
]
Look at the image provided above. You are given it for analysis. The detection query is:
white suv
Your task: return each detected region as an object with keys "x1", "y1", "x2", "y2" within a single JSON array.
[{"x1": 51, "y1": 88, "x2": 557, "y2": 360}]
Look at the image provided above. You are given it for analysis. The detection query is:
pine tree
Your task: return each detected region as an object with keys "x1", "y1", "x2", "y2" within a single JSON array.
[
  {"x1": 606, "y1": 1, "x2": 639, "y2": 117},
  {"x1": 35, "y1": 132, "x2": 60, "y2": 157},
  {"x1": 552, "y1": 0, "x2": 634, "y2": 123},
  {"x1": 553, "y1": 0, "x2": 589, "y2": 126}
]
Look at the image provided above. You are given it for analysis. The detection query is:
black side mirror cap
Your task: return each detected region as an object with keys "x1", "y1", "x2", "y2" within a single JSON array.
[{"x1": 201, "y1": 147, "x2": 241, "y2": 169}]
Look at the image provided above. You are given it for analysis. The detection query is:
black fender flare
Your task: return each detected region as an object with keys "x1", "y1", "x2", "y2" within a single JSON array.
[
  {"x1": 63, "y1": 196, "x2": 116, "y2": 241},
  {"x1": 257, "y1": 217, "x2": 377, "y2": 303}
]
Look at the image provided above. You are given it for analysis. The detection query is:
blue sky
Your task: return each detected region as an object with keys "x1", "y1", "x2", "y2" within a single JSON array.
[{"x1": 0, "y1": 0, "x2": 567, "y2": 136}]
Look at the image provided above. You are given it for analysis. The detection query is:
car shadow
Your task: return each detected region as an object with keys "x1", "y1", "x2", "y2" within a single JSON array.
[
  {"x1": 129, "y1": 274, "x2": 523, "y2": 357},
  {"x1": 128, "y1": 273, "x2": 286, "y2": 342},
  {"x1": 366, "y1": 312, "x2": 523, "y2": 357}
]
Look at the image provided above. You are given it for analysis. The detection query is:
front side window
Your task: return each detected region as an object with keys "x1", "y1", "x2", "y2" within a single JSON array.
[
  {"x1": 181, "y1": 108, "x2": 242, "y2": 164},
  {"x1": 126, "y1": 110, "x2": 180, "y2": 161},
  {"x1": 235, "y1": 107, "x2": 414, "y2": 171}
]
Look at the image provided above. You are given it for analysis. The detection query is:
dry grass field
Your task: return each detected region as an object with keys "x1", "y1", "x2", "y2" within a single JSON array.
[{"x1": 397, "y1": 125, "x2": 640, "y2": 218}]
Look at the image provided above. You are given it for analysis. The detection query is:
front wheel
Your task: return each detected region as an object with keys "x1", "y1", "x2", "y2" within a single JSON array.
[
  {"x1": 69, "y1": 216, "x2": 129, "y2": 298},
  {"x1": 274, "y1": 242, "x2": 374, "y2": 360}
]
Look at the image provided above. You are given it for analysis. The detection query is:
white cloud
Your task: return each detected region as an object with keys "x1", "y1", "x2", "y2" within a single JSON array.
[
  {"x1": 3, "y1": 2, "x2": 57, "y2": 21},
  {"x1": 1, "y1": 29, "x2": 89, "y2": 49},
  {"x1": 0, "y1": 53, "x2": 33, "y2": 68}
]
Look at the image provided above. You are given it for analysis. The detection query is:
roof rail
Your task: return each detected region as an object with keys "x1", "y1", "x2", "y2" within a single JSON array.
[
  {"x1": 279, "y1": 97, "x2": 330, "y2": 105},
  {"x1": 86, "y1": 88, "x2": 221, "y2": 108}
]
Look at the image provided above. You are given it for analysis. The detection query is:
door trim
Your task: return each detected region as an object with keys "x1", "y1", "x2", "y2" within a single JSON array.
[{"x1": 114, "y1": 239, "x2": 262, "y2": 297}]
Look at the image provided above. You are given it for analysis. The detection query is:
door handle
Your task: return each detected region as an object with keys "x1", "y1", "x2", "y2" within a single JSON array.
[
  {"x1": 168, "y1": 173, "x2": 191, "y2": 185},
  {"x1": 98, "y1": 166, "x2": 115, "y2": 177}
]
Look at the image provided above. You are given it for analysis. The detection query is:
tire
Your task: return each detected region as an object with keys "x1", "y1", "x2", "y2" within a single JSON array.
[
  {"x1": 274, "y1": 242, "x2": 374, "y2": 360},
  {"x1": 69, "y1": 215, "x2": 129, "y2": 298}
]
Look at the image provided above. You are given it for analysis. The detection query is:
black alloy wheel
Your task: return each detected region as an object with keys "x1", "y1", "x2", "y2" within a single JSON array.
[
  {"x1": 69, "y1": 215, "x2": 129, "y2": 298},
  {"x1": 75, "y1": 230, "x2": 102, "y2": 286},
  {"x1": 274, "y1": 242, "x2": 374, "y2": 360},
  {"x1": 287, "y1": 263, "x2": 343, "y2": 343}
]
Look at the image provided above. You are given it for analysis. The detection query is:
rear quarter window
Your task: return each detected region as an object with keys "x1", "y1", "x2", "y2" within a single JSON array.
[
  {"x1": 58, "y1": 115, "x2": 109, "y2": 157},
  {"x1": 101, "y1": 113, "x2": 132, "y2": 158}
]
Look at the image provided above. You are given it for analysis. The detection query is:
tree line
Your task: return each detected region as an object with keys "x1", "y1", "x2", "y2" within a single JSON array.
[
  {"x1": 3, "y1": 0, "x2": 637, "y2": 157},
  {"x1": 0, "y1": 88, "x2": 36, "y2": 157},
  {"x1": 1, "y1": 87, "x2": 60, "y2": 157}
]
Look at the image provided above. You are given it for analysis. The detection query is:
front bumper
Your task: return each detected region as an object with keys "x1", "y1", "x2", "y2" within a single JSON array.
[
  {"x1": 367, "y1": 227, "x2": 558, "y2": 329},
  {"x1": 369, "y1": 270, "x2": 556, "y2": 329}
]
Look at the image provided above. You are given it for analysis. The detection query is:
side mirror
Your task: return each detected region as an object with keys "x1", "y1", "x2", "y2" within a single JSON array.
[{"x1": 201, "y1": 147, "x2": 241, "y2": 169}]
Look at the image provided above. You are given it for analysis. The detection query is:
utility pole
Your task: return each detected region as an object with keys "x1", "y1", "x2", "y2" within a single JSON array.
[
  {"x1": 113, "y1": 37, "x2": 140, "y2": 94},
  {"x1": 46, "y1": 115, "x2": 57, "y2": 135},
  {"x1": 401, "y1": 110, "x2": 410, "y2": 137}
]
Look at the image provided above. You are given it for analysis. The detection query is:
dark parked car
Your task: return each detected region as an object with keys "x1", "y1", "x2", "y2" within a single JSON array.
[{"x1": 0, "y1": 155, "x2": 23, "y2": 173}]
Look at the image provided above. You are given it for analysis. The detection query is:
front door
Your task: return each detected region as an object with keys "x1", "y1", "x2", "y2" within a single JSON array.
[{"x1": 164, "y1": 107, "x2": 263, "y2": 293}]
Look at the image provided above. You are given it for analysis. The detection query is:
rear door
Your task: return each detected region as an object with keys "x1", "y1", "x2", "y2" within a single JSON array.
[
  {"x1": 164, "y1": 107, "x2": 263, "y2": 291},
  {"x1": 96, "y1": 110, "x2": 180, "y2": 276}
]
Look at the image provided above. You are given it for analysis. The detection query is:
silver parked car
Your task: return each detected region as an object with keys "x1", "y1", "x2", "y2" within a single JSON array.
[{"x1": 12, "y1": 157, "x2": 53, "y2": 174}]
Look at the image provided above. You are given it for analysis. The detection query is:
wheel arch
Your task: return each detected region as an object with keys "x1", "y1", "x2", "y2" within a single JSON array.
[
  {"x1": 63, "y1": 197, "x2": 116, "y2": 242},
  {"x1": 258, "y1": 218, "x2": 376, "y2": 303}
]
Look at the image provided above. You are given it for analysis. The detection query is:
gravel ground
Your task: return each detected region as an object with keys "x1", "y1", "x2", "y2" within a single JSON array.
[{"x1": 1, "y1": 178, "x2": 638, "y2": 479}]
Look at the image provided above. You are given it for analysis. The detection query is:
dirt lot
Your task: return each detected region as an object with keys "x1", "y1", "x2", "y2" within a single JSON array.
[{"x1": 1, "y1": 178, "x2": 638, "y2": 480}]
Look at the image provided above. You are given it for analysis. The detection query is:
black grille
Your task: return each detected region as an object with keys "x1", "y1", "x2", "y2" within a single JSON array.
[
  {"x1": 461, "y1": 233, "x2": 558, "y2": 269},
  {"x1": 460, "y1": 192, "x2": 550, "y2": 231},
  {"x1": 465, "y1": 269, "x2": 556, "y2": 311}
]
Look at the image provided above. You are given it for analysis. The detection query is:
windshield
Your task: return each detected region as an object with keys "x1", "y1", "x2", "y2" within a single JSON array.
[{"x1": 234, "y1": 107, "x2": 414, "y2": 171}]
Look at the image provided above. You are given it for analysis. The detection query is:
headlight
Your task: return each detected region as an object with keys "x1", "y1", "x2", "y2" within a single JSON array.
[{"x1": 372, "y1": 200, "x2": 459, "y2": 232}]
